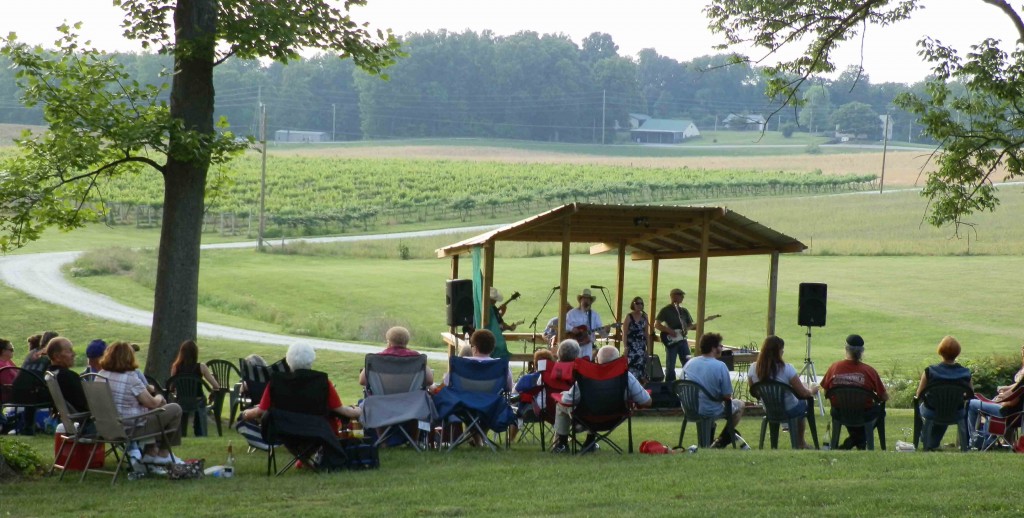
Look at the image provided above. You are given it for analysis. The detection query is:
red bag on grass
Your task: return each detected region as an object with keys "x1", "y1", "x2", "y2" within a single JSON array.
[{"x1": 639, "y1": 440, "x2": 671, "y2": 454}]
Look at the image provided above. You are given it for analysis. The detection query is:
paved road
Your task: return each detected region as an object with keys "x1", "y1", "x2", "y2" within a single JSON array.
[{"x1": 0, "y1": 224, "x2": 498, "y2": 361}]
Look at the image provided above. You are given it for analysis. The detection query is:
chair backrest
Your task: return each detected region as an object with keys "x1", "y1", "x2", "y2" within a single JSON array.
[
  {"x1": 572, "y1": 357, "x2": 630, "y2": 422},
  {"x1": 540, "y1": 361, "x2": 575, "y2": 393},
  {"x1": 238, "y1": 358, "x2": 272, "y2": 402},
  {"x1": 751, "y1": 380, "x2": 799, "y2": 422},
  {"x1": 826, "y1": 385, "x2": 880, "y2": 426},
  {"x1": 206, "y1": 359, "x2": 240, "y2": 389},
  {"x1": 166, "y1": 374, "x2": 206, "y2": 412},
  {"x1": 81, "y1": 375, "x2": 128, "y2": 441},
  {"x1": 920, "y1": 382, "x2": 972, "y2": 424},
  {"x1": 44, "y1": 371, "x2": 89, "y2": 434},
  {"x1": 674, "y1": 380, "x2": 715, "y2": 420},
  {"x1": 145, "y1": 374, "x2": 166, "y2": 396},
  {"x1": 0, "y1": 366, "x2": 16, "y2": 404},
  {"x1": 5, "y1": 367, "x2": 51, "y2": 406},
  {"x1": 268, "y1": 370, "x2": 330, "y2": 416},
  {"x1": 364, "y1": 353, "x2": 428, "y2": 396},
  {"x1": 447, "y1": 356, "x2": 509, "y2": 395}
]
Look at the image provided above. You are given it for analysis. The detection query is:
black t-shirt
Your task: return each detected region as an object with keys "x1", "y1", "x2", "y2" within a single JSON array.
[{"x1": 54, "y1": 366, "x2": 89, "y2": 413}]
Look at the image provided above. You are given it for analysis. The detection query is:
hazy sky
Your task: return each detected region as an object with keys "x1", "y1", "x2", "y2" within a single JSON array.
[{"x1": 0, "y1": 0, "x2": 1017, "y2": 85}]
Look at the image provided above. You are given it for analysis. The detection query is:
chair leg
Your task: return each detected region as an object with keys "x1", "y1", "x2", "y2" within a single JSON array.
[
  {"x1": 786, "y1": 419, "x2": 800, "y2": 449},
  {"x1": 678, "y1": 417, "x2": 687, "y2": 449},
  {"x1": 769, "y1": 422, "x2": 781, "y2": 449},
  {"x1": 877, "y1": 416, "x2": 886, "y2": 451},
  {"x1": 759, "y1": 418, "x2": 768, "y2": 449},
  {"x1": 806, "y1": 412, "x2": 819, "y2": 449},
  {"x1": 829, "y1": 419, "x2": 841, "y2": 450},
  {"x1": 864, "y1": 423, "x2": 875, "y2": 451}
]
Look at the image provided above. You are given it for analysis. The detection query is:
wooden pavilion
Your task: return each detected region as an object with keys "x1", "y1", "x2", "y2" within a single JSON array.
[{"x1": 436, "y1": 203, "x2": 806, "y2": 360}]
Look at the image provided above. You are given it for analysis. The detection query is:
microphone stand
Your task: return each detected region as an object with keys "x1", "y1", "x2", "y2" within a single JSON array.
[
  {"x1": 594, "y1": 286, "x2": 619, "y2": 346},
  {"x1": 531, "y1": 286, "x2": 559, "y2": 352}
]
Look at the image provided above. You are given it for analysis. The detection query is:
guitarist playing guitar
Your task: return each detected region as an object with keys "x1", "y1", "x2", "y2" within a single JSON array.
[
  {"x1": 655, "y1": 288, "x2": 720, "y2": 381},
  {"x1": 565, "y1": 288, "x2": 621, "y2": 360}
]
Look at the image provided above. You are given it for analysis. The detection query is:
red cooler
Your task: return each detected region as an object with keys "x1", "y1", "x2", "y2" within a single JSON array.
[{"x1": 54, "y1": 435, "x2": 106, "y2": 471}]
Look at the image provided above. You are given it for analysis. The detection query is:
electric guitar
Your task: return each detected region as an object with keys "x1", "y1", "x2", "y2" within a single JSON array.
[
  {"x1": 661, "y1": 314, "x2": 721, "y2": 346},
  {"x1": 570, "y1": 322, "x2": 623, "y2": 346},
  {"x1": 496, "y1": 291, "x2": 521, "y2": 316}
]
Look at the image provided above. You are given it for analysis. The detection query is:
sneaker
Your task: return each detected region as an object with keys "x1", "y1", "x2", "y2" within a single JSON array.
[
  {"x1": 128, "y1": 456, "x2": 148, "y2": 475},
  {"x1": 142, "y1": 454, "x2": 173, "y2": 465},
  {"x1": 148, "y1": 466, "x2": 168, "y2": 476},
  {"x1": 580, "y1": 441, "x2": 600, "y2": 455},
  {"x1": 551, "y1": 444, "x2": 569, "y2": 454},
  {"x1": 171, "y1": 455, "x2": 185, "y2": 465}
]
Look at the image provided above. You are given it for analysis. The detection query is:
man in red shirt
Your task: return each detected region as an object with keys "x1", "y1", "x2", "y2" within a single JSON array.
[{"x1": 820, "y1": 334, "x2": 888, "y2": 449}]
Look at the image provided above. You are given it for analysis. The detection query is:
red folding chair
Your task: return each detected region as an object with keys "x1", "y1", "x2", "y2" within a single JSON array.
[
  {"x1": 972, "y1": 390, "x2": 1024, "y2": 451},
  {"x1": 536, "y1": 360, "x2": 575, "y2": 452},
  {"x1": 568, "y1": 356, "x2": 634, "y2": 454}
]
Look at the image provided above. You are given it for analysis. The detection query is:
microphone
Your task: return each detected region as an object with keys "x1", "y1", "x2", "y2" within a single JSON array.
[{"x1": 591, "y1": 285, "x2": 606, "y2": 290}]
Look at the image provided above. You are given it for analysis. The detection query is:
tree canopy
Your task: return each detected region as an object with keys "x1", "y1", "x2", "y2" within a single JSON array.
[
  {"x1": 0, "y1": 0, "x2": 399, "y2": 379},
  {"x1": 706, "y1": 0, "x2": 1024, "y2": 227}
]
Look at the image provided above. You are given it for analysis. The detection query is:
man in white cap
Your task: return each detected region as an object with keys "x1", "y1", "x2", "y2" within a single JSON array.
[
  {"x1": 565, "y1": 288, "x2": 606, "y2": 360},
  {"x1": 489, "y1": 287, "x2": 519, "y2": 332}
]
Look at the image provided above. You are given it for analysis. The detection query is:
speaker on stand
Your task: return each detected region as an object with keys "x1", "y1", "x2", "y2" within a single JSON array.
[
  {"x1": 446, "y1": 279, "x2": 474, "y2": 327},
  {"x1": 797, "y1": 282, "x2": 827, "y2": 415}
]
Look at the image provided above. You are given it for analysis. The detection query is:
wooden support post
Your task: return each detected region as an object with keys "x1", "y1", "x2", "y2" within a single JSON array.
[
  {"x1": 696, "y1": 212, "x2": 711, "y2": 340},
  {"x1": 648, "y1": 258, "x2": 660, "y2": 356},
  {"x1": 482, "y1": 242, "x2": 495, "y2": 328},
  {"x1": 614, "y1": 241, "x2": 626, "y2": 349},
  {"x1": 767, "y1": 251, "x2": 780, "y2": 336},
  {"x1": 557, "y1": 216, "x2": 571, "y2": 343}
]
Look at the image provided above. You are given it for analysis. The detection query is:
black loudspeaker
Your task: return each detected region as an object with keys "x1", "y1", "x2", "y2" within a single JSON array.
[
  {"x1": 645, "y1": 355, "x2": 665, "y2": 382},
  {"x1": 798, "y1": 282, "x2": 827, "y2": 327},
  {"x1": 720, "y1": 349, "x2": 734, "y2": 371},
  {"x1": 646, "y1": 381, "x2": 680, "y2": 409},
  {"x1": 446, "y1": 279, "x2": 474, "y2": 327}
]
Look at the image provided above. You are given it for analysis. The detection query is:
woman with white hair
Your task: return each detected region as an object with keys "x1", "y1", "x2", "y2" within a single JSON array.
[{"x1": 241, "y1": 343, "x2": 360, "y2": 424}]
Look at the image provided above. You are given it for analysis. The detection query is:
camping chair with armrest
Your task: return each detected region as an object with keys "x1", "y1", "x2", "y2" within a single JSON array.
[
  {"x1": 825, "y1": 385, "x2": 886, "y2": 451},
  {"x1": 144, "y1": 375, "x2": 165, "y2": 397},
  {"x1": 80, "y1": 373, "x2": 173, "y2": 485},
  {"x1": 970, "y1": 386, "x2": 1024, "y2": 451},
  {"x1": 361, "y1": 353, "x2": 436, "y2": 452},
  {"x1": 205, "y1": 359, "x2": 242, "y2": 436},
  {"x1": 432, "y1": 356, "x2": 515, "y2": 452},
  {"x1": 1, "y1": 366, "x2": 54, "y2": 434},
  {"x1": 44, "y1": 372, "x2": 95, "y2": 481},
  {"x1": 750, "y1": 380, "x2": 819, "y2": 450},
  {"x1": 237, "y1": 359, "x2": 272, "y2": 416},
  {"x1": 166, "y1": 374, "x2": 209, "y2": 437},
  {"x1": 913, "y1": 381, "x2": 972, "y2": 451},
  {"x1": 536, "y1": 360, "x2": 575, "y2": 452},
  {"x1": 568, "y1": 356, "x2": 634, "y2": 454},
  {"x1": 261, "y1": 369, "x2": 347, "y2": 475},
  {"x1": 673, "y1": 379, "x2": 734, "y2": 449}
]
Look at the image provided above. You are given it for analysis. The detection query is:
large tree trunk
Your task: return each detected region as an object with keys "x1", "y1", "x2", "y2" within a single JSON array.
[{"x1": 145, "y1": 0, "x2": 218, "y2": 381}]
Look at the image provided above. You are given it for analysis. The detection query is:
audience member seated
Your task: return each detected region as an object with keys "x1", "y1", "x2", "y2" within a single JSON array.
[
  {"x1": 820, "y1": 334, "x2": 888, "y2": 449},
  {"x1": 747, "y1": 335, "x2": 819, "y2": 449},
  {"x1": 169, "y1": 340, "x2": 220, "y2": 436},
  {"x1": 509, "y1": 348, "x2": 556, "y2": 441},
  {"x1": 967, "y1": 343, "x2": 1024, "y2": 449},
  {"x1": 83, "y1": 339, "x2": 107, "y2": 375},
  {"x1": 241, "y1": 343, "x2": 360, "y2": 469},
  {"x1": 22, "y1": 331, "x2": 56, "y2": 369},
  {"x1": 46, "y1": 337, "x2": 88, "y2": 414},
  {"x1": 552, "y1": 345, "x2": 652, "y2": 454},
  {"x1": 0, "y1": 338, "x2": 15, "y2": 385},
  {"x1": 681, "y1": 332, "x2": 745, "y2": 448},
  {"x1": 11, "y1": 332, "x2": 57, "y2": 435},
  {"x1": 914, "y1": 335, "x2": 973, "y2": 450},
  {"x1": 443, "y1": 330, "x2": 513, "y2": 392},
  {"x1": 98, "y1": 341, "x2": 184, "y2": 466},
  {"x1": 359, "y1": 326, "x2": 434, "y2": 386}
]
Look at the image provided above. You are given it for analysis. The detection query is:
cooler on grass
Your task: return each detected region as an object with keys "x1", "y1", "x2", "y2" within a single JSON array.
[{"x1": 54, "y1": 435, "x2": 105, "y2": 471}]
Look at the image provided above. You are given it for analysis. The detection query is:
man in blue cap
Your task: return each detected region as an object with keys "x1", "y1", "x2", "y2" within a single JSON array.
[{"x1": 83, "y1": 339, "x2": 107, "y2": 374}]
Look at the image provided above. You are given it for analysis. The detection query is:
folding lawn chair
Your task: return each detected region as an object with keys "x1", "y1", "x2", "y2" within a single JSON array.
[
  {"x1": 568, "y1": 356, "x2": 634, "y2": 454},
  {"x1": 361, "y1": 353, "x2": 436, "y2": 451},
  {"x1": 536, "y1": 360, "x2": 575, "y2": 452},
  {"x1": 262, "y1": 369, "x2": 346, "y2": 475},
  {"x1": 970, "y1": 388, "x2": 1024, "y2": 451},
  {"x1": 44, "y1": 372, "x2": 97, "y2": 481},
  {"x1": 432, "y1": 356, "x2": 515, "y2": 452}
]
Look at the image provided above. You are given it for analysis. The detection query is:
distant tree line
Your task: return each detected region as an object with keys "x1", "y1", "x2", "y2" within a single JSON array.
[{"x1": 0, "y1": 29, "x2": 954, "y2": 143}]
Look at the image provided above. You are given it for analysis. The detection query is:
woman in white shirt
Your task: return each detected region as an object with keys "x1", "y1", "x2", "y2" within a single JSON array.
[{"x1": 747, "y1": 335, "x2": 819, "y2": 449}]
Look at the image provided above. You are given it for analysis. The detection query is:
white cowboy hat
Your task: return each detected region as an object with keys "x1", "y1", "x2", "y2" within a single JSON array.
[
  {"x1": 489, "y1": 286, "x2": 503, "y2": 302},
  {"x1": 577, "y1": 288, "x2": 595, "y2": 300}
]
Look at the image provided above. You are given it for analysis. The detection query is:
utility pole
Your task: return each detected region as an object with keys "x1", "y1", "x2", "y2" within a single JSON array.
[
  {"x1": 258, "y1": 104, "x2": 268, "y2": 252},
  {"x1": 879, "y1": 114, "x2": 890, "y2": 194},
  {"x1": 601, "y1": 89, "x2": 606, "y2": 145},
  {"x1": 331, "y1": 103, "x2": 337, "y2": 141}
]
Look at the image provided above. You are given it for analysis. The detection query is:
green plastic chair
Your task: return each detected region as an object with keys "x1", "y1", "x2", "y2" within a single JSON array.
[
  {"x1": 913, "y1": 381, "x2": 971, "y2": 451},
  {"x1": 673, "y1": 379, "x2": 733, "y2": 448},
  {"x1": 205, "y1": 359, "x2": 242, "y2": 436},
  {"x1": 751, "y1": 380, "x2": 818, "y2": 450},
  {"x1": 167, "y1": 374, "x2": 208, "y2": 437},
  {"x1": 825, "y1": 385, "x2": 886, "y2": 450}
]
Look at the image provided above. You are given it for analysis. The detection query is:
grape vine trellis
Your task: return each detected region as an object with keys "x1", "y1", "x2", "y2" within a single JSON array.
[{"x1": 94, "y1": 155, "x2": 876, "y2": 235}]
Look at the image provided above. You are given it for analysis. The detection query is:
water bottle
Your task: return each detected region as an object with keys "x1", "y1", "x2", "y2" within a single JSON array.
[{"x1": 224, "y1": 441, "x2": 235, "y2": 478}]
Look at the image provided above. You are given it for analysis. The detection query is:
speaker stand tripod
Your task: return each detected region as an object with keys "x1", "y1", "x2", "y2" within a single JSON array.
[{"x1": 800, "y1": 326, "x2": 825, "y2": 416}]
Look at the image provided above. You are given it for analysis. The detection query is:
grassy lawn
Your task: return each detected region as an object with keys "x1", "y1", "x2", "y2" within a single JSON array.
[{"x1": 3, "y1": 410, "x2": 1021, "y2": 516}]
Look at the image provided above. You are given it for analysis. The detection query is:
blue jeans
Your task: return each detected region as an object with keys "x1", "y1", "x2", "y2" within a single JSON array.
[
  {"x1": 919, "y1": 403, "x2": 967, "y2": 450},
  {"x1": 967, "y1": 399, "x2": 1004, "y2": 449},
  {"x1": 664, "y1": 343, "x2": 691, "y2": 382}
]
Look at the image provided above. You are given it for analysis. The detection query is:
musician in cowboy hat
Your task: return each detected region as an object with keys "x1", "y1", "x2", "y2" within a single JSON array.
[{"x1": 565, "y1": 288, "x2": 607, "y2": 360}]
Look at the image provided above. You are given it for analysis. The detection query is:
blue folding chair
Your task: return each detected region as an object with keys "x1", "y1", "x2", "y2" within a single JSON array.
[{"x1": 432, "y1": 357, "x2": 515, "y2": 452}]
